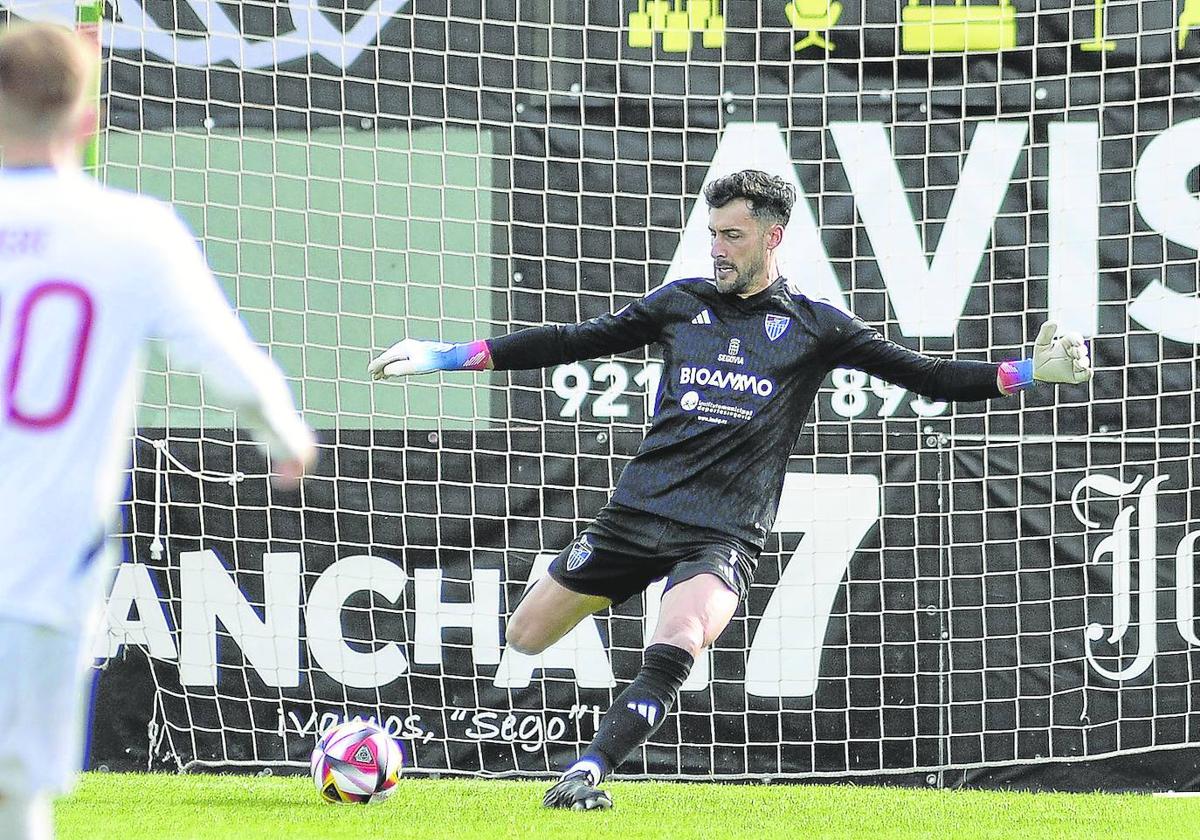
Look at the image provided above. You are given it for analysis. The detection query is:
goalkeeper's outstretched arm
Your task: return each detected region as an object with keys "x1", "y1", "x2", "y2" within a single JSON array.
[
  {"x1": 369, "y1": 295, "x2": 665, "y2": 381},
  {"x1": 823, "y1": 309, "x2": 1093, "y2": 401}
]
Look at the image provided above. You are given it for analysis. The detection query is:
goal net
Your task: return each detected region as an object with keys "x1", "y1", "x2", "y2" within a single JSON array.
[{"x1": 28, "y1": 0, "x2": 1200, "y2": 784}]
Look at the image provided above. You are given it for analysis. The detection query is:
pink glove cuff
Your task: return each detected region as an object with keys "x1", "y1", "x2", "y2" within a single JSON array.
[{"x1": 998, "y1": 358, "x2": 1034, "y2": 395}]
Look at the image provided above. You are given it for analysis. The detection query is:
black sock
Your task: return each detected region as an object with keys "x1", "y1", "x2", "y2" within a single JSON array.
[{"x1": 572, "y1": 643, "x2": 694, "y2": 782}]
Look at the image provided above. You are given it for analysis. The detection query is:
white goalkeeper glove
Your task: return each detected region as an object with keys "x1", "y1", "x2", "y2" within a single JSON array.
[
  {"x1": 367, "y1": 338, "x2": 492, "y2": 381},
  {"x1": 998, "y1": 321, "x2": 1092, "y2": 394},
  {"x1": 1032, "y1": 321, "x2": 1092, "y2": 384}
]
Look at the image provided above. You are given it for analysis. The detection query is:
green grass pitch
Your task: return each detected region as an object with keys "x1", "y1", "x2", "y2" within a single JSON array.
[{"x1": 55, "y1": 772, "x2": 1200, "y2": 840}]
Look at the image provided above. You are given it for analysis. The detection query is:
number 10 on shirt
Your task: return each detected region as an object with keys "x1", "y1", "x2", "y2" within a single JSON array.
[{"x1": 3, "y1": 280, "x2": 95, "y2": 430}]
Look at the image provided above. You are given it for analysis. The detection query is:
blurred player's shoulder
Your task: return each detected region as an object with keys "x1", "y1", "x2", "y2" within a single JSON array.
[
  {"x1": 0, "y1": 169, "x2": 182, "y2": 231},
  {"x1": 0, "y1": 170, "x2": 196, "y2": 266},
  {"x1": 98, "y1": 184, "x2": 196, "y2": 247},
  {"x1": 0, "y1": 172, "x2": 201, "y2": 312}
]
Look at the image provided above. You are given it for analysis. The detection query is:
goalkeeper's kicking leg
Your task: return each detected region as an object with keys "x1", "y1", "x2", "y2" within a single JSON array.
[{"x1": 541, "y1": 574, "x2": 738, "y2": 810}]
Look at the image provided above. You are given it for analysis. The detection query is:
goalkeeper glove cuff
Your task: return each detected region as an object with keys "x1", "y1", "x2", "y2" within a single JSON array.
[
  {"x1": 998, "y1": 358, "x2": 1035, "y2": 395},
  {"x1": 431, "y1": 339, "x2": 492, "y2": 371}
]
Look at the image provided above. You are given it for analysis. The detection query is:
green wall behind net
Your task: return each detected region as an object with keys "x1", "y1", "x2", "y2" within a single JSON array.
[{"x1": 105, "y1": 127, "x2": 494, "y2": 430}]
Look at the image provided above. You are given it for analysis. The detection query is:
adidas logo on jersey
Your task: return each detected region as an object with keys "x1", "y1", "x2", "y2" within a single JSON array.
[
  {"x1": 724, "y1": 549, "x2": 740, "y2": 579},
  {"x1": 691, "y1": 310, "x2": 712, "y2": 325},
  {"x1": 626, "y1": 701, "x2": 659, "y2": 727}
]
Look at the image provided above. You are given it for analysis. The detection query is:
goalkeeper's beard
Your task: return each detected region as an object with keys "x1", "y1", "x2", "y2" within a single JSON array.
[{"x1": 714, "y1": 256, "x2": 765, "y2": 295}]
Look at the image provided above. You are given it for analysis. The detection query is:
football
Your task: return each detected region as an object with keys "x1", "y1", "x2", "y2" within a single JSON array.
[{"x1": 310, "y1": 719, "x2": 405, "y2": 804}]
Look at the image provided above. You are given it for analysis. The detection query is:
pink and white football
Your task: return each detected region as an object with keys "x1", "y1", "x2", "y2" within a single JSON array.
[{"x1": 310, "y1": 719, "x2": 405, "y2": 804}]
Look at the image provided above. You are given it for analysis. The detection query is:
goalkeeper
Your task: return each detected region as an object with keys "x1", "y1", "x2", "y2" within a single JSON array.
[{"x1": 369, "y1": 170, "x2": 1091, "y2": 811}]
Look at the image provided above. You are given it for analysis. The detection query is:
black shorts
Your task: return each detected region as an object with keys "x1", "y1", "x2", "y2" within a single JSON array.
[{"x1": 547, "y1": 504, "x2": 759, "y2": 606}]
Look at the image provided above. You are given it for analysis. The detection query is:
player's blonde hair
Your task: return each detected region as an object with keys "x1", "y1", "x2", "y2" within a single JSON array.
[{"x1": 0, "y1": 21, "x2": 93, "y2": 142}]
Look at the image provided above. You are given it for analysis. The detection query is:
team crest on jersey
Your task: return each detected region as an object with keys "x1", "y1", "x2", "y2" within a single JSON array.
[
  {"x1": 566, "y1": 535, "x2": 593, "y2": 571},
  {"x1": 764, "y1": 314, "x2": 791, "y2": 342}
]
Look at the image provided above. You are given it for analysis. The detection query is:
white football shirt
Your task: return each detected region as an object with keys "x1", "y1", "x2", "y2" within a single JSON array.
[{"x1": 0, "y1": 168, "x2": 304, "y2": 630}]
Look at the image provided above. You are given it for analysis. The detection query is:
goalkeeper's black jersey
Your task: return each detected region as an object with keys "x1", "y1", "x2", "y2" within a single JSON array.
[{"x1": 488, "y1": 276, "x2": 1002, "y2": 549}]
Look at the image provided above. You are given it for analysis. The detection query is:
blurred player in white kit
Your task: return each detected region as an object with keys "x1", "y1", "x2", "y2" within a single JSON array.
[{"x1": 0, "y1": 21, "x2": 317, "y2": 840}]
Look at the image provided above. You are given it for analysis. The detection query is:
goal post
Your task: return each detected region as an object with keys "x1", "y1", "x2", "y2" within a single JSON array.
[
  {"x1": 58, "y1": 0, "x2": 1200, "y2": 789},
  {"x1": 74, "y1": 0, "x2": 103, "y2": 174}
]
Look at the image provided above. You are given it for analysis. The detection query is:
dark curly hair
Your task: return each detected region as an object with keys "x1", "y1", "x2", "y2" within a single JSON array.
[{"x1": 703, "y1": 170, "x2": 796, "y2": 227}]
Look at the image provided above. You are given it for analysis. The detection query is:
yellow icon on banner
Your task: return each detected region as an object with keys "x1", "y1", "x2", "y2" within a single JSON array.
[
  {"x1": 703, "y1": 1, "x2": 726, "y2": 47},
  {"x1": 1080, "y1": 0, "x2": 1116, "y2": 52},
  {"x1": 628, "y1": 0, "x2": 725, "y2": 51},
  {"x1": 1180, "y1": 0, "x2": 1200, "y2": 49},
  {"x1": 785, "y1": 0, "x2": 842, "y2": 52},
  {"x1": 900, "y1": 0, "x2": 1017, "y2": 53}
]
